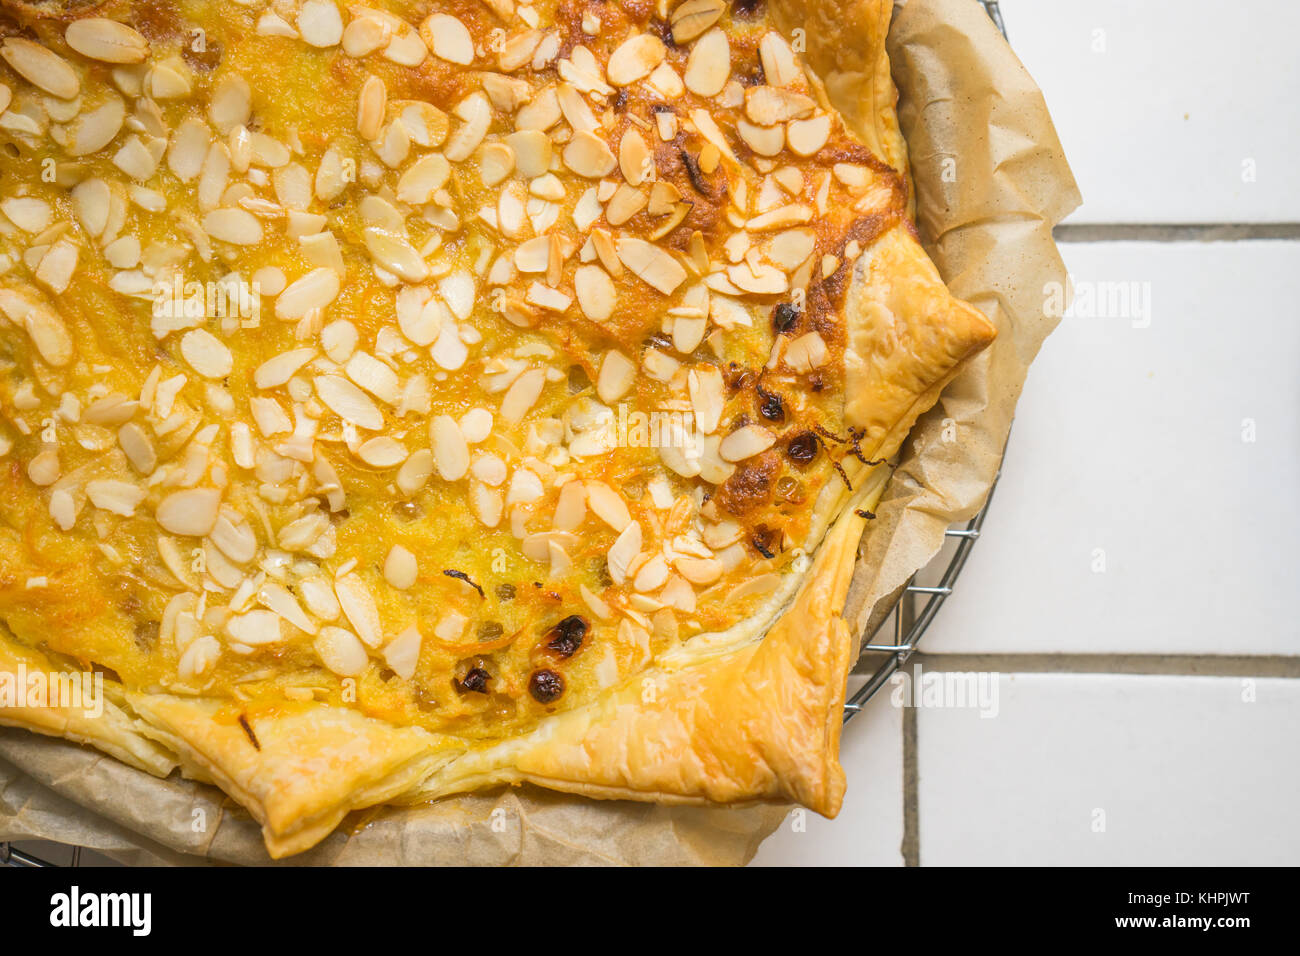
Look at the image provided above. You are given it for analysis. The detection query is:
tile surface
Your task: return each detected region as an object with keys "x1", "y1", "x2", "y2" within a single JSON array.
[
  {"x1": 996, "y1": 0, "x2": 1300, "y2": 223},
  {"x1": 916, "y1": 672, "x2": 1300, "y2": 865},
  {"x1": 750, "y1": 680, "x2": 905, "y2": 866},
  {"x1": 922, "y1": 240, "x2": 1300, "y2": 656}
]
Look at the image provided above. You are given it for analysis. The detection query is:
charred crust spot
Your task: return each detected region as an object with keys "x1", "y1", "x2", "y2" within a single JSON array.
[
  {"x1": 679, "y1": 149, "x2": 710, "y2": 196},
  {"x1": 715, "y1": 450, "x2": 780, "y2": 516},
  {"x1": 855, "y1": 509, "x2": 877, "y2": 520},
  {"x1": 529, "y1": 669, "x2": 565, "y2": 704},
  {"x1": 750, "y1": 526, "x2": 777, "y2": 559},
  {"x1": 238, "y1": 714, "x2": 261, "y2": 751},
  {"x1": 545, "y1": 615, "x2": 588, "y2": 658},
  {"x1": 733, "y1": 0, "x2": 765, "y2": 16}
]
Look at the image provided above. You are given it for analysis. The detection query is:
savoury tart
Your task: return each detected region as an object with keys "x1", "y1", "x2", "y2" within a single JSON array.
[{"x1": 0, "y1": 0, "x2": 994, "y2": 858}]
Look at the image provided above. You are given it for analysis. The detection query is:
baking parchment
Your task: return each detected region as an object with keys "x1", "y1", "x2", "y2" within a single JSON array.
[{"x1": 0, "y1": 0, "x2": 1080, "y2": 866}]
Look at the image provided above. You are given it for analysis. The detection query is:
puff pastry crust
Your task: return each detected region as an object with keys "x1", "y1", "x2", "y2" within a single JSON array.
[{"x1": 0, "y1": 0, "x2": 994, "y2": 857}]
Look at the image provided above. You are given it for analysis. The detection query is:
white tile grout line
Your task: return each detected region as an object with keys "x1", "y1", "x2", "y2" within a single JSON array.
[{"x1": 1056, "y1": 223, "x2": 1300, "y2": 242}]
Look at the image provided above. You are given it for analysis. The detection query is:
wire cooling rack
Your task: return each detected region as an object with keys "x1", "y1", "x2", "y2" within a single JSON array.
[{"x1": 1, "y1": 0, "x2": 1010, "y2": 870}]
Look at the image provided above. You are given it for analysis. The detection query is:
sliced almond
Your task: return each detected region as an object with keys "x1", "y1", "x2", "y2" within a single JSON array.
[
  {"x1": 616, "y1": 237, "x2": 686, "y2": 295},
  {"x1": 334, "y1": 573, "x2": 383, "y2": 647},
  {"x1": 719, "y1": 423, "x2": 776, "y2": 462},
  {"x1": 562, "y1": 129, "x2": 616, "y2": 178},
  {"x1": 430, "y1": 414, "x2": 470, "y2": 480},
  {"x1": 420, "y1": 13, "x2": 474, "y2": 65},
  {"x1": 315, "y1": 374, "x2": 384, "y2": 430},
  {"x1": 65, "y1": 19, "x2": 149, "y2": 64},
  {"x1": 396, "y1": 153, "x2": 451, "y2": 204},
  {"x1": 596, "y1": 350, "x2": 635, "y2": 403},
  {"x1": 683, "y1": 27, "x2": 729, "y2": 97},
  {"x1": 180, "y1": 328, "x2": 233, "y2": 379},
  {"x1": 2, "y1": 38, "x2": 79, "y2": 99},
  {"x1": 670, "y1": 0, "x2": 726, "y2": 43},
  {"x1": 744, "y1": 86, "x2": 815, "y2": 125},
  {"x1": 156, "y1": 487, "x2": 221, "y2": 536},
  {"x1": 759, "y1": 32, "x2": 802, "y2": 88},
  {"x1": 357, "y1": 74, "x2": 387, "y2": 140},
  {"x1": 574, "y1": 264, "x2": 616, "y2": 323},
  {"x1": 298, "y1": 0, "x2": 345, "y2": 48},
  {"x1": 276, "y1": 267, "x2": 340, "y2": 319},
  {"x1": 607, "y1": 33, "x2": 665, "y2": 86},
  {"x1": 787, "y1": 113, "x2": 831, "y2": 157}
]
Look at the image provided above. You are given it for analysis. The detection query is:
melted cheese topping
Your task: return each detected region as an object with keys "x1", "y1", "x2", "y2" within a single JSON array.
[{"x1": 0, "y1": 0, "x2": 904, "y2": 739}]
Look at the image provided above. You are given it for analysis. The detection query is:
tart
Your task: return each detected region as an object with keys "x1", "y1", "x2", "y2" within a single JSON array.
[{"x1": 0, "y1": 0, "x2": 995, "y2": 858}]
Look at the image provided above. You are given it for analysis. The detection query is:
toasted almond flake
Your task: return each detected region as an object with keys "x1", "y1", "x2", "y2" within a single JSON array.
[
  {"x1": 3, "y1": 197, "x2": 51, "y2": 233},
  {"x1": 118, "y1": 422, "x2": 156, "y2": 472},
  {"x1": 35, "y1": 240, "x2": 78, "y2": 294},
  {"x1": 279, "y1": 513, "x2": 328, "y2": 551},
  {"x1": 480, "y1": 142, "x2": 515, "y2": 186},
  {"x1": 719, "y1": 423, "x2": 776, "y2": 462},
  {"x1": 758, "y1": 32, "x2": 801, "y2": 87},
  {"x1": 787, "y1": 113, "x2": 831, "y2": 157},
  {"x1": 202, "y1": 207, "x2": 264, "y2": 246},
  {"x1": 24, "y1": 304, "x2": 74, "y2": 367},
  {"x1": 737, "y1": 118, "x2": 785, "y2": 157},
  {"x1": 430, "y1": 414, "x2": 470, "y2": 480},
  {"x1": 211, "y1": 511, "x2": 258, "y2": 564},
  {"x1": 420, "y1": 13, "x2": 474, "y2": 64},
  {"x1": 562, "y1": 129, "x2": 616, "y2": 178},
  {"x1": 684, "y1": 27, "x2": 729, "y2": 96},
  {"x1": 396, "y1": 153, "x2": 452, "y2": 205},
  {"x1": 606, "y1": 520, "x2": 642, "y2": 585},
  {"x1": 498, "y1": 29, "x2": 543, "y2": 71},
  {"x1": 27, "y1": 448, "x2": 59, "y2": 486},
  {"x1": 399, "y1": 294, "x2": 444, "y2": 347},
  {"x1": 676, "y1": 555, "x2": 723, "y2": 585},
  {"x1": 616, "y1": 237, "x2": 686, "y2": 295},
  {"x1": 506, "y1": 128, "x2": 553, "y2": 178},
  {"x1": 342, "y1": 15, "x2": 389, "y2": 57},
  {"x1": 444, "y1": 91, "x2": 491, "y2": 162},
  {"x1": 85, "y1": 479, "x2": 144, "y2": 517},
  {"x1": 596, "y1": 350, "x2": 635, "y2": 403},
  {"x1": 335, "y1": 573, "x2": 383, "y2": 647},
  {"x1": 276, "y1": 267, "x2": 339, "y2": 319},
  {"x1": 605, "y1": 183, "x2": 648, "y2": 225},
  {"x1": 382, "y1": 625, "x2": 422, "y2": 679},
  {"x1": 514, "y1": 235, "x2": 550, "y2": 272},
  {"x1": 525, "y1": 281, "x2": 571, "y2": 313},
  {"x1": 112, "y1": 135, "x2": 160, "y2": 180},
  {"x1": 314, "y1": 625, "x2": 368, "y2": 675},
  {"x1": 179, "y1": 328, "x2": 234, "y2": 379},
  {"x1": 156, "y1": 487, "x2": 221, "y2": 536},
  {"x1": 607, "y1": 33, "x2": 665, "y2": 86},
  {"x1": 357, "y1": 436, "x2": 408, "y2": 467},
  {"x1": 396, "y1": 448, "x2": 433, "y2": 495},
  {"x1": 553, "y1": 479, "x2": 586, "y2": 531},
  {"x1": 574, "y1": 264, "x2": 616, "y2": 323},
  {"x1": 618, "y1": 128, "x2": 653, "y2": 186},
  {"x1": 746, "y1": 203, "x2": 813, "y2": 231},
  {"x1": 727, "y1": 260, "x2": 788, "y2": 295},
  {"x1": 360, "y1": 227, "x2": 427, "y2": 282},
  {"x1": 688, "y1": 366, "x2": 724, "y2": 434},
  {"x1": 671, "y1": 0, "x2": 726, "y2": 42},
  {"x1": 470, "y1": 481, "x2": 504, "y2": 527},
  {"x1": 259, "y1": 581, "x2": 316, "y2": 634},
  {"x1": 2, "y1": 38, "x2": 79, "y2": 99},
  {"x1": 68, "y1": 94, "x2": 125, "y2": 155},
  {"x1": 745, "y1": 86, "x2": 815, "y2": 125},
  {"x1": 315, "y1": 374, "x2": 384, "y2": 430},
  {"x1": 357, "y1": 74, "x2": 386, "y2": 140},
  {"x1": 784, "y1": 330, "x2": 828, "y2": 372},
  {"x1": 65, "y1": 19, "x2": 149, "y2": 64},
  {"x1": 585, "y1": 480, "x2": 631, "y2": 531},
  {"x1": 500, "y1": 367, "x2": 546, "y2": 423},
  {"x1": 299, "y1": 0, "x2": 345, "y2": 47}
]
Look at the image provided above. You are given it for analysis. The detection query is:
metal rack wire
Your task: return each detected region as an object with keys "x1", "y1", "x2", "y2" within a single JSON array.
[{"x1": 0, "y1": 0, "x2": 1011, "y2": 871}]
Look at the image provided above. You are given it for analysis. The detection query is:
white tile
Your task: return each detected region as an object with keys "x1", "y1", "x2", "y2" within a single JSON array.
[
  {"x1": 750, "y1": 678, "x2": 904, "y2": 866},
  {"x1": 916, "y1": 672, "x2": 1300, "y2": 865},
  {"x1": 996, "y1": 0, "x2": 1300, "y2": 222},
  {"x1": 923, "y1": 241, "x2": 1300, "y2": 656}
]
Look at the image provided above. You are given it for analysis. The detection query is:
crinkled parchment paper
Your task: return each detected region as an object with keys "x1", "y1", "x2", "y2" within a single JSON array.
[{"x1": 0, "y1": 0, "x2": 1079, "y2": 866}]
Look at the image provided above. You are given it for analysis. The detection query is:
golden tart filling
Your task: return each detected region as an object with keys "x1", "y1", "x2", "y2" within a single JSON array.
[{"x1": 0, "y1": 0, "x2": 994, "y2": 857}]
